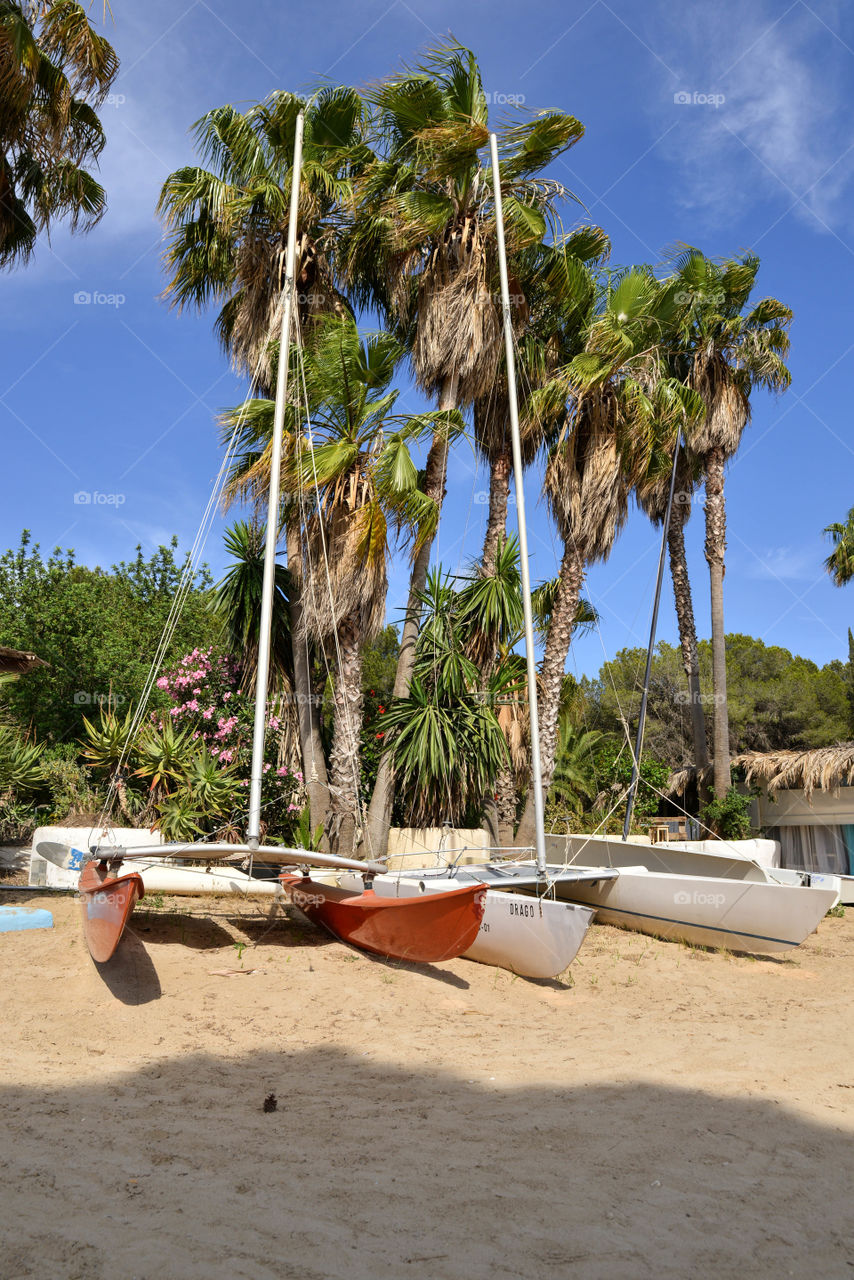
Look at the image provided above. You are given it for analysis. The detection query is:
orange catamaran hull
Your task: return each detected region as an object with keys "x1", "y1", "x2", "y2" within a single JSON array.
[
  {"x1": 280, "y1": 874, "x2": 486, "y2": 963},
  {"x1": 79, "y1": 861, "x2": 144, "y2": 963}
]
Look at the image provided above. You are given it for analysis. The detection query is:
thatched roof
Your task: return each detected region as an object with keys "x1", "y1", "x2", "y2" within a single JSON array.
[
  {"x1": 666, "y1": 763, "x2": 714, "y2": 797},
  {"x1": 733, "y1": 745, "x2": 854, "y2": 801},
  {"x1": 0, "y1": 645, "x2": 47, "y2": 676}
]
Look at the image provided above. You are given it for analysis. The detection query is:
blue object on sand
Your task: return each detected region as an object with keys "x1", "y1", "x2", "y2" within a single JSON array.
[{"x1": 0, "y1": 906, "x2": 54, "y2": 933}]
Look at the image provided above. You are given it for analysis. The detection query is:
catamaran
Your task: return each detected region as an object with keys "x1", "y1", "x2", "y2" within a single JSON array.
[
  {"x1": 38, "y1": 110, "x2": 486, "y2": 967},
  {"x1": 315, "y1": 131, "x2": 605, "y2": 979}
]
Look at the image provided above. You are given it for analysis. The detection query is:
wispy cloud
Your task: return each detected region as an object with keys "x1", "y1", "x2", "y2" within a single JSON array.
[
  {"x1": 659, "y1": 0, "x2": 854, "y2": 234},
  {"x1": 745, "y1": 545, "x2": 820, "y2": 581}
]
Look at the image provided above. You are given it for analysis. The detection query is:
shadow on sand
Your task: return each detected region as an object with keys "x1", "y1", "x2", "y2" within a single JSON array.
[{"x1": 2, "y1": 1044, "x2": 851, "y2": 1280}]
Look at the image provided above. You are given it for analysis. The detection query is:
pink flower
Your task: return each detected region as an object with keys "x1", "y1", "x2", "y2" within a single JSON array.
[
  {"x1": 169, "y1": 707, "x2": 179, "y2": 717},
  {"x1": 276, "y1": 766, "x2": 289, "y2": 777},
  {"x1": 288, "y1": 803, "x2": 299, "y2": 812},
  {"x1": 156, "y1": 676, "x2": 169, "y2": 690},
  {"x1": 223, "y1": 691, "x2": 232, "y2": 702},
  {"x1": 203, "y1": 707, "x2": 213, "y2": 720}
]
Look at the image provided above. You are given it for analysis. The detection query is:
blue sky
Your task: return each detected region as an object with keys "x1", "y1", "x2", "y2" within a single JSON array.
[{"x1": 4, "y1": 0, "x2": 854, "y2": 680}]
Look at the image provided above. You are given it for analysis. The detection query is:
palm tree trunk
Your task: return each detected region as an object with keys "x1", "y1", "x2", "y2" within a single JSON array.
[
  {"x1": 667, "y1": 503, "x2": 709, "y2": 769},
  {"x1": 704, "y1": 446, "x2": 730, "y2": 797},
  {"x1": 515, "y1": 540, "x2": 585, "y2": 846},
  {"x1": 481, "y1": 447, "x2": 511, "y2": 575},
  {"x1": 361, "y1": 372, "x2": 459, "y2": 859},
  {"x1": 495, "y1": 758, "x2": 517, "y2": 844},
  {"x1": 328, "y1": 611, "x2": 363, "y2": 858},
  {"x1": 479, "y1": 447, "x2": 513, "y2": 839},
  {"x1": 285, "y1": 523, "x2": 330, "y2": 839}
]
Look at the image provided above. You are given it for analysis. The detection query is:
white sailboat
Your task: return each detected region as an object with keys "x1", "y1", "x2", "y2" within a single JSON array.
[
  {"x1": 511, "y1": 832, "x2": 842, "y2": 953},
  {"x1": 37, "y1": 111, "x2": 487, "y2": 967},
  {"x1": 319, "y1": 131, "x2": 603, "y2": 979}
]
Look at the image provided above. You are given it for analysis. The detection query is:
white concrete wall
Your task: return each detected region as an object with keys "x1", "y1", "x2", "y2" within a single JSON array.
[
  {"x1": 29, "y1": 826, "x2": 163, "y2": 888},
  {"x1": 385, "y1": 827, "x2": 491, "y2": 870}
]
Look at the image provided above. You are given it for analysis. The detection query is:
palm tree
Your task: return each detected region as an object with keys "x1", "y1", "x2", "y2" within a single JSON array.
[
  {"x1": 160, "y1": 88, "x2": 369, "y2": 835},
  {"x1": 549, "y1": 721, "x2": 605, "y2": 817},
  {"x1": 349, "y1": 41, "x2": 585, "y2": 853},
  {"x1": 212, "y1": 520, "x2": 292, "y2": 693},
  {"x1": 1, "y1": 0, "x2": 119, "y2": 265},
  {"x1": 228, "y1": 316, "x2": 442, "y2": 855},
  {"x1": 474, "y1": 230, "x2": 611, "y2": 577},
  {"x1": 158, "y1": 87, "x2": 369, "y2": 381},
  {"x1": 515, "y1": 269, "x2": 701, "y2": 843},
  {"x1": 636, "y1": 443, "x2": 709, "y2": 771},
  {"x1": 824, "y1": 507, "x2": 854, "y2": 586},
  {"x1": 668, "y1": 249, "x2": 792, "y2": 797}
]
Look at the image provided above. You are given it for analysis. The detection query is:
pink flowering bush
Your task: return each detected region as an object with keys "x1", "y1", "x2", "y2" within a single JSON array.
[{"x1": 153, "y1": 647, "x2": 305, "y2": 840}]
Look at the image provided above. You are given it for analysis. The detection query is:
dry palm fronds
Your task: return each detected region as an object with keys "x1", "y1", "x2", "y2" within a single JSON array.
[
  {"x1": 732, "y1": 744, "x2": 854, "y2": 801},
  {"x1": 689, "y1": 353, "x2": 749, "y2": 457},
  {"x1": 545, "y1": 393, "x2": 628, "y2": 563},
  {"x1": 413, "y1": 216, "x2": 502, "y2": 403},
  {"x1": 666, "y1": 763, "x2": 715, "y2": 797}
]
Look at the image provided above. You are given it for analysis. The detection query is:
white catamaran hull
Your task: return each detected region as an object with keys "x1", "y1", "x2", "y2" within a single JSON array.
[
  {"x1": 115, "y1": 861, "x2": 281, "y2": 896},
  {"x1": 528, "y1": 863, "x2": 839, "y2": 953},
  {"x1": 334, "y1": 872, "x2": 594, "y2": 978}
]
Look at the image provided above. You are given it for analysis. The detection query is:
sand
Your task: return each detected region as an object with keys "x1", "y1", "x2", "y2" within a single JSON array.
[{"x1": 0, "y1": 889, "x2": 852, "y2": 1280}]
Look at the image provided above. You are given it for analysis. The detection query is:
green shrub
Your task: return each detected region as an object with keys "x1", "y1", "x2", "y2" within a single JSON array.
[{"x1": 700, "y1": 787, "x2": 753, "y2": 841}]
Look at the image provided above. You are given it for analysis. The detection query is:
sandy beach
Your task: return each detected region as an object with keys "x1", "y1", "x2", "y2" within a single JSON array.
[{"x1": 1, "y1": 890, "x2": 852, "y2": 1280}]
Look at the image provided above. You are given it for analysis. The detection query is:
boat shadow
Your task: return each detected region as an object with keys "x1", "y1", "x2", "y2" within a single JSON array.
[
  {"x1": 233, "y1": 906, "x2": 473, "y2": 987},
  {"x1": 94, "y1": 928, "x2": 161, "y2": 1005},
  {"x1": 132, "y1": 907, "x2": 237, "y2": 950}
]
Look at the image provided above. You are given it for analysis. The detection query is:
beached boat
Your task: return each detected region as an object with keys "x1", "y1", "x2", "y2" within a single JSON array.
[
  {"x1": 280, "y1": 873, "x2": 486, "y2": 963},
  {"x1": 330, "y1": 867, "x2": 597, "y2": 978},
  {"x1": 38, "y1": 111, "x2": 488, "y2": 969},
  {"x1": 78, "y1": 859, "x2": 144, "y2": 963},
  {"x1": 314, "y1": 134, "x2": 603, "y2": 979},
  {"x1": 504, "y1": 834, "x2": 843, "y2": 952}
]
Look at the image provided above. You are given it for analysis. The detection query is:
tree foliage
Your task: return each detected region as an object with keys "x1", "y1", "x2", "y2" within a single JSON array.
[
  {"x1": 0, "y1": 0, "x2": 119, "y2": 265},
  {"x1": 0, "y1": 532, "x2": 220, "y2": 742},
  {"x1": 581, "y1": 635, "x2": 850, "y2": 770}
]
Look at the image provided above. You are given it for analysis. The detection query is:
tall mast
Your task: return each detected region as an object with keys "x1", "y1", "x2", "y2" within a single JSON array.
[
  {"x1": 247, "y1": 111, "x2": 305, "y2": 847},
  {"x1": 489, "y1": 133, "x2": 547, "y2": 877},
  {"x1": 622, "y1": 434, "x2": 681, "y2": 840}
]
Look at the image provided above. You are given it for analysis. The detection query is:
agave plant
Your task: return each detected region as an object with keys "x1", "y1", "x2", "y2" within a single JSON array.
[
  {"x1": 0, "y1": 724, "x2": 44, "y2": 795},
  {"x1": 80, "y1": 707, "x2": 137, "y2": 818},
  {"x1": 133, "y1": 721, "x2": 194, "y2": 796}
]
